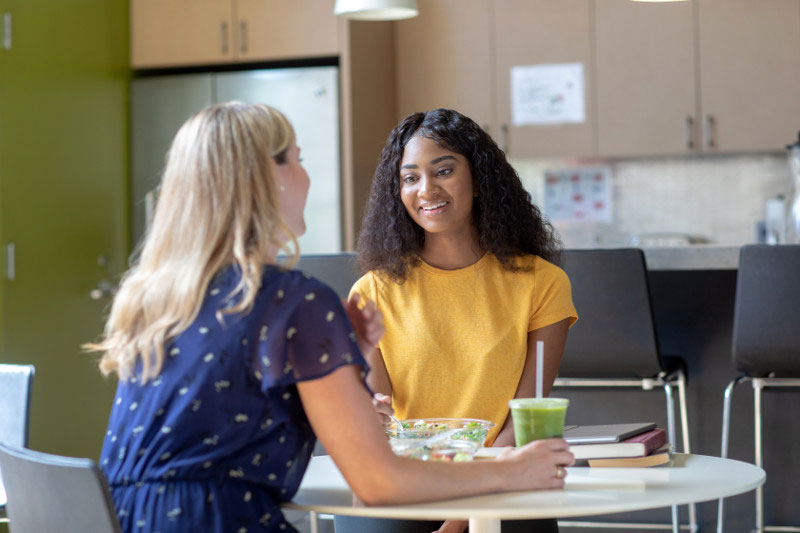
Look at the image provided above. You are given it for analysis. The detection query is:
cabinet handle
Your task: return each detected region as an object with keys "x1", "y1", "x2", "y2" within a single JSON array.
[
  {"x1": 4, "y1": 242, "x2": 15, "y2": 281},
  {"x1": 220, "y1": 21, "x2": 229, "y2": 54},
  {"x1": 2, "y1": 12, "x2": 11, "y2": 51},
  {"x1": 684, "y1": 116, "x2": 694, "y2": 150},
  {"x1": 704, "y1": 114, "x2": 715, "y2": 148},
  {"x1": 500, "y1": 123, "x2": 509, "y2": 154},
  {"x1": 239, "y1": 21, "x2": 247, "y2": 53}
]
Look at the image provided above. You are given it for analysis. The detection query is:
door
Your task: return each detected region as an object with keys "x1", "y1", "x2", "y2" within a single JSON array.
[
  {"x1": 236, "y1": 0, "x2": 339, "y2": 62},
  {"x1": 594, "y1": 0, "x2": 697, "y2": 157},
  {"x1": 130, "y1": 0, "x2": 234, "y2": 68},
  {"x1": 697, "y1": 0, "x2": 800, "y2": 152},
  {"x1": 216, "y1": 67, "x2": 342, "y2": 253},
  {"x1": 131, "y1": 75, "x2": 215, "y2": 245},
  {"x1": 494, "y1": 0, "x2": 595, "y2": 158},
  {"x1": 0, "y1": 0, "x2": 128, "y2": 459}
]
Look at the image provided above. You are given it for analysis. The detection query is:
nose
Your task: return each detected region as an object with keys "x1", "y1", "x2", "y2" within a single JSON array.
[{"x1": 418, "y1": 174, "x2": 439, "y2": 198}]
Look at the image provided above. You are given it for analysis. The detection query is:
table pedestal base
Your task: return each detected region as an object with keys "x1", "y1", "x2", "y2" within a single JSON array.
[{"x1": 469, "y1": 517, "x2": 501, "y2": 533}]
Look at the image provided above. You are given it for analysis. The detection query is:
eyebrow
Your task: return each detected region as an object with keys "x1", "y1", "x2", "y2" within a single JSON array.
[{"x1": 400, "y1": 155, "x2": 457, "y2": 170}]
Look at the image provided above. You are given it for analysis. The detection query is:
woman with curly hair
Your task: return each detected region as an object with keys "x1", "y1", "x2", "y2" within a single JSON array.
[{"x1": 342, "y1": 108, "x2": 578, "y2": 533}]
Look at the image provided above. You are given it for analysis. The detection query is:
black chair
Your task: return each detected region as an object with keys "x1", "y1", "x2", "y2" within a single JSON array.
[
  {"x1": 554, "y1": 248, "x2": 695, "y2": 533},
  {"x1": 0, "y1": 442, "x2": 121, "y2": 533},
  {"x1": 294, "y1": 252, "x2": 360, "y2": 299},
  {"x1": 0, "y1": 363, "x2": 34, "y2": 524},
  {"x1": 717, "y1": 245, "x2": 800, "y2": 533}
]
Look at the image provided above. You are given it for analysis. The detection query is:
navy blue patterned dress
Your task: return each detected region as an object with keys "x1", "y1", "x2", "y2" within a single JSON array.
[{"x1": 100, "y1": 265, "x2": 368, "y2": 532}]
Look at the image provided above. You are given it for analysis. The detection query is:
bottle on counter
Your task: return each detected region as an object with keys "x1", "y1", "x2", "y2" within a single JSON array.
[{"x1": 787, "y1": 131, "x2": 800, "y2": 244}]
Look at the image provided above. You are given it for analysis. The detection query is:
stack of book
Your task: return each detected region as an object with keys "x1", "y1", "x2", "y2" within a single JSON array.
[{"x1": 568, "y1": 426, "x2": 670, "y2": 467}]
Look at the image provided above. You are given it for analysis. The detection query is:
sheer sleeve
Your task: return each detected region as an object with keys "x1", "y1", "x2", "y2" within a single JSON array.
[{"x1": 250, "y1": 275, "x2": 369, "y2": 392}]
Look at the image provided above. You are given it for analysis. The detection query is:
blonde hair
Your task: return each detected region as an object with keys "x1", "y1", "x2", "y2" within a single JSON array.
[{"x1": 88, "y1": 102, "x2": 299, "y2": 382}]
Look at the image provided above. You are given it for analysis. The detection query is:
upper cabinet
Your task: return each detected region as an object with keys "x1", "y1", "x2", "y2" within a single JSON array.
[
  {"x1": 394, "y1": 0, "x2": 493, "y2": 131},
  {"x1": 130, "y1": 0, "x2": 339, "y2": 68},
  {"x1": 596, "y1": 0, "x2": 800, "y2": 156},
  {"x1": 494, "y1": 0, "x2": 595, "y2": 158},
  {"x1": 696, "y1": 0, "x2": 800, "y2": 153},
  {"x1": 394, "y1": 0, "x2": 800, "y2": 158},
  {"x1": 594, "y1": 0, "x2": 696, "y2": 157}
]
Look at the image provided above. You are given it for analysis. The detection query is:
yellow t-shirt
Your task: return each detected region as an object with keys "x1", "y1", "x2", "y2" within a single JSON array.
[{"x1": 350, "y1": 253, "x2": 577, "y2": 445}]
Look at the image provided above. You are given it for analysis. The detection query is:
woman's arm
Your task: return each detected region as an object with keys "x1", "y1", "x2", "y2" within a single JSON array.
[
  {"x1": 492, "y1": 318, "x2": 571, "y2": 448},
  {"x1": 296, "y1": 365, "x2": 573, "y2": 506},
  {"x1": 343, "y1": 293, "x2": 393, "y2": 397}
]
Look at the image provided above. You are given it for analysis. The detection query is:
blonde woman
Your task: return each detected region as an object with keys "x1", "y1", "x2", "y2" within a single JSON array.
[{"x1": 88, "y1": 102, "x2": 573, "y2": 533}]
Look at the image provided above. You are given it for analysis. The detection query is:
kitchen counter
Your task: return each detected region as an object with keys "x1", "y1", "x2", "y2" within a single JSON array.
[{"x1": 641, "y1": 245, "x2": 741, "y2": 271}]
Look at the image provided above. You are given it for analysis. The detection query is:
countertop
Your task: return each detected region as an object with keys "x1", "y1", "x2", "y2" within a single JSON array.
[{"x1": 641, "y1": 245, "x2": 741, "y2": 271}]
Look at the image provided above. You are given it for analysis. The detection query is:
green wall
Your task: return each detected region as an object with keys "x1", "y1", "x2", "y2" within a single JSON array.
[{"x1": 0, "y1": 0, "x2": 129, "y2": 480}]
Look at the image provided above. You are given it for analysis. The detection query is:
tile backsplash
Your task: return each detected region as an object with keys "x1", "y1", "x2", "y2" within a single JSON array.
[{"x1": 511, "y1": 152, "x2": 793, "y2": 248}]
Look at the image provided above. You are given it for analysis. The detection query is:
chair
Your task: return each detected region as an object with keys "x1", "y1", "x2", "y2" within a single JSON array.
[
  {"x1": 717, "y1": 244, "x2": 800, "y2": 533},
  {"x1": 553, "y1": 248, "x2": 695, "y2": 533},
  {"x1": 0, "y1": 442, "x2": 122, "y2": 533},
  {"x1": 294, "y1": 252, "x2": 360, "y2": 299},
  {"x1": 293, "y1": 252, "x2": 360, "y2": 533},
  {"x1": 0, "y1": 363, "x2": 34, "y2": 525}
]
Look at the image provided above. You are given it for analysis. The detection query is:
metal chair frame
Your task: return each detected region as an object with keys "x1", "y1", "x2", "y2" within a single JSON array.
[
  {"x1": 0, "y1": 363, "x2": 35, "y2": 526},
  {"x1": 554, "y1": 369, "x2": 696, "y2": 533},
  {"x1": 717, "y1": 375, "x2": 800, "y2": 533}
]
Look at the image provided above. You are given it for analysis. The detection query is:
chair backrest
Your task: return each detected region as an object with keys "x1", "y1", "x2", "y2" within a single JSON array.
[
  {"x1": 558, "y1": 248, "x2": 664, "y2": 379},
  {"x1": 0, "y1": 364, "x2": 35, "y2": 448},
  {"x1": 294, "y1": 252, "x2": 360, "y2": 299},
  {"x1": 733, "y1": 244, "x2": 800, "y2": 377},
  {"x1": 0, "y1": 442, "x2": 121, "y2": 533}
]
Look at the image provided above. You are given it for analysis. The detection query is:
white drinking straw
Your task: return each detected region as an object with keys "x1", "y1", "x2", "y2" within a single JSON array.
[{"x1": 536, "y1": 340, "x2": 544, "y2": 399}]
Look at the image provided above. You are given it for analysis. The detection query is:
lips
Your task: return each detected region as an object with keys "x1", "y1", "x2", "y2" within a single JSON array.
[{"x1": 420, "y1": 201, "x2": 449, "y2": 215}]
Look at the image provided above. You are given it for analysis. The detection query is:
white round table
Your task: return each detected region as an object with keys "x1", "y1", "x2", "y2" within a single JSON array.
[{"x1": 283, "y1": 453, "x2": 765, "y2": 533}]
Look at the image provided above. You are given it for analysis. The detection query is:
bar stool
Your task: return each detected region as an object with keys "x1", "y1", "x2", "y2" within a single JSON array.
[
  {"x1": 554, "y1": 248, "x2": 695, "y2": 533},
  {"x1": 717, "y1": 244, "x2": 800, "y2": 533}
]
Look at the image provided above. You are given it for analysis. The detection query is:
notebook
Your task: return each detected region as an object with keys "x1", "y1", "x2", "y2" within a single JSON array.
[{"x1": 562, "y1": 422, "x2": 656, "y2": 444}]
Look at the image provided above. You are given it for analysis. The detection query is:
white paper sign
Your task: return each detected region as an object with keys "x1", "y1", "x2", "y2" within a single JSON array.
[
  {"x1": 544, "y1": 166, "x2": 612, "y2": 223},
  {"x1": 511, "y1": 63, "x2": 585, "y2": 126}
]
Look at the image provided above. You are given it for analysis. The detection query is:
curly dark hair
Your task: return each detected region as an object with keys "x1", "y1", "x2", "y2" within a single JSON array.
[{"x1": 356, "y1": 108, "x2": 562, "y2": 282}]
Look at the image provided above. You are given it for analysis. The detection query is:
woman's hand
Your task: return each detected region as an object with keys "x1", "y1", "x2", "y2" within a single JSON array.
[
  {"x1": 371, "y1": 392, "x2": 394, "y2": 425},
  {"x1": 343, "y1": 293, "x2": 384, "y2": 359},
  {"x1": 433, "y1": 519, "x2": 468, "y2": 533},
  {"x1": 497, "y1": 438, "x2": 574, "y2": 491}
]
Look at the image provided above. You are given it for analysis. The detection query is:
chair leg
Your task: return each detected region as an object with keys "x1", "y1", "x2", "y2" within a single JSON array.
[
  {"x1": 663, "y1": 381, "x2": 679, "y2": 533},
  {"x1": 675, "y1": 371, "x2": 697, "y2": 532},
  {"x1": 717, "y1": 376, "x2": 743, "y2": 533},
  {"x1": 753, "y1": 378, "x2": 764, "y2": 533}
]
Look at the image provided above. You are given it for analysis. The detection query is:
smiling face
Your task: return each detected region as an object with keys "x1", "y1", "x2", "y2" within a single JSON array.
[
  {"x1": 399, "y1": 134, "x2": 476, "y2": 240},
  {"x1": 274, "y1": 143, "x2": 310, "y2": 239}
]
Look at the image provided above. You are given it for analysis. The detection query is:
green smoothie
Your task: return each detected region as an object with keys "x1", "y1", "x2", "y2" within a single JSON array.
[{"x1": 508, "y1": 398, "x2": 569, "y2": 446}]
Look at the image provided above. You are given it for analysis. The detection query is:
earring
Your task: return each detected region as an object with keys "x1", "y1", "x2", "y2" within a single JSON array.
[{"x1": 280, "y1": 185, "x2": 286, "y2": 192}]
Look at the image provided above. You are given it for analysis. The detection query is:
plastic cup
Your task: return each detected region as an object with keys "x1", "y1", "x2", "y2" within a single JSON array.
[{"x1": 508, "y1": 398, "x2": 569, "y2": 446}]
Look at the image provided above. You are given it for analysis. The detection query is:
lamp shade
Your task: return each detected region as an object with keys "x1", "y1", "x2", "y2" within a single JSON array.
[{"x1": 334, "y1": 0, "x2": 418, "y2": 21}]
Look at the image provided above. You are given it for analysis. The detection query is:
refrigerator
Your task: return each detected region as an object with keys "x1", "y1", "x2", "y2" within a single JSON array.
[{"x1": 131, "y1": 66, "x2": 342, "y2": 254}]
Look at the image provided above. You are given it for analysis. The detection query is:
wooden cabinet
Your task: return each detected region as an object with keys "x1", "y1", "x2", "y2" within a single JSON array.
[
  {"x1": 696, "y1": 0, "x2": 800, "y2": 153},
  {"x1": 596, "y1": 0, "x2": 800, "y2": 156},
  {"x1": 131, "y1": 0, "x2": 339, "y2": 68},
  {"x1": 494, "y1": 0, "x2": 595, "y2": 158},
  {"x1": 594, "y1": 0, "x2": 696, "y2": 157},
  {"x1": 394, "y1": 0, "x2": 493, "y2": 131}
]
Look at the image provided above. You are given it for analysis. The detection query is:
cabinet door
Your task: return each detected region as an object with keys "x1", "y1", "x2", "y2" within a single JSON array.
[
  {"x1": 494, "y1": 0, "x2": 594, "y2": 158},
  {"x1": 236, "y1": 0, "x2": 339, "y2": 62},
  {"x1": 394, "y1": 0, "x2": 493, "y2": 131},
  {"x1": 595, "y1": 0, "x2": 696, "y2": 157},
  {"x1": 697, "y1": 0, "x2": 800, "y2": 152},
  {"x1": 131, "y1": 0, "x2": 234, "y2": 68}
]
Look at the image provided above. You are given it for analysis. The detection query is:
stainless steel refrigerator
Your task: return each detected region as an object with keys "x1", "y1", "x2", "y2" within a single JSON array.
[{"x1": 131, "y1": 66, "x2": 342, "y2": 254}]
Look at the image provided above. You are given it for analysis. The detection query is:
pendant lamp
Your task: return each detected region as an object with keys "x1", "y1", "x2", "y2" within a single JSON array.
[{"x1": 334, "y1": 0, "x2": 418, "y2": 21}]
